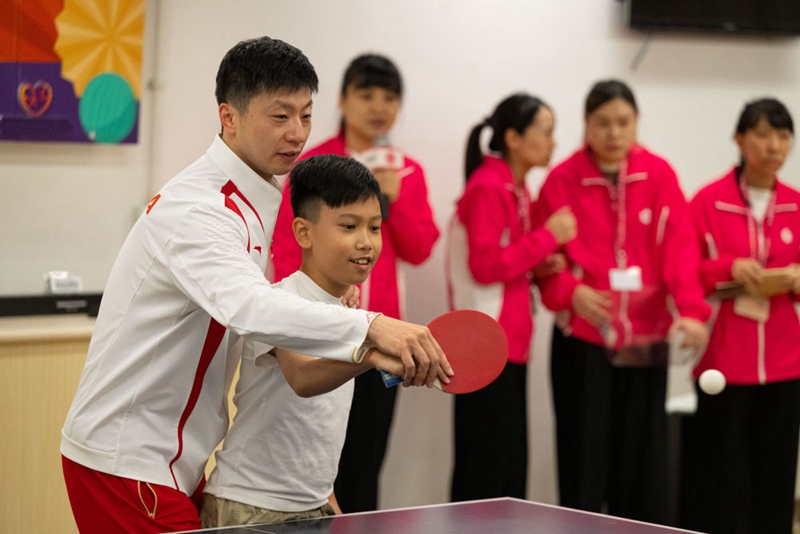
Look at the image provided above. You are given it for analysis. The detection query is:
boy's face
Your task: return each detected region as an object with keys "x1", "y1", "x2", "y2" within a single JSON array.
[{"x1": 302, "y1": 198, "x2": 383, "y2": 297}]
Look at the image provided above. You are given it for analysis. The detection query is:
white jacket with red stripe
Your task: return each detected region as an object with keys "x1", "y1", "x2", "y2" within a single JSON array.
[
  {"x1": 61, "y1": 135, "x2": 373, "y2": 495},
  {"x1": 690, "y1": 168, "x2": 800, "y2": 385},
  {"x1": 536, "y1": 145, "x2": 710, "y2": 349}
]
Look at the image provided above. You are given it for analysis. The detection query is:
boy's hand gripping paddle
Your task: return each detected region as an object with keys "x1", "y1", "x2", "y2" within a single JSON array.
[{"x1": 381, "y1": 309, "x2": 508, "y2": 394}]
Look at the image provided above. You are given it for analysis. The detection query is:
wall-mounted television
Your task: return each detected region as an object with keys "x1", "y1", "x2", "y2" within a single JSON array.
[{"x1": 625, "y1": 0, "x2": 800, "y2": 36}]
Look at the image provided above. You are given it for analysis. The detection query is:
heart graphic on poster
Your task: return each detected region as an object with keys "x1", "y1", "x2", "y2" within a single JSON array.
[{"x1": 18, "y1": 81, "x2": 54, "y2": 118}]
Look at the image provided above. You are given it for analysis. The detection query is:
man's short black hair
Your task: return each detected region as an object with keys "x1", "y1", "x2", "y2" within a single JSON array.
[{"x1": 216, "y1": 36, "x2": 319, "y2": 112}]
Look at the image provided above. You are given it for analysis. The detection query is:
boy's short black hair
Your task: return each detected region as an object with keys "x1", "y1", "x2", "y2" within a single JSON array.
[
  {"x1": 215, "y1": 36, "x2": 319, "y2": 112},
  {"x1": 289, "y1": 155, "x2": 382, "y2": 222}
]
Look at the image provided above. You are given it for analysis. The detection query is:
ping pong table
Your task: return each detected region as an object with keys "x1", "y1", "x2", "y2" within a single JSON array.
[{"x1": 177, "y1": 497, "x2": 700, "y2": 533}]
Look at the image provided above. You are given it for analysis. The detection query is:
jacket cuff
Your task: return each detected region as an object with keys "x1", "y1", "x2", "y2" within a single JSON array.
[{"x1": 677, "y1": 299, "x2": 713, "y2": 323}]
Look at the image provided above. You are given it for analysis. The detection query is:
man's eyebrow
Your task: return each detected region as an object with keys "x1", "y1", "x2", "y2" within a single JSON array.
[{"x1": 270, "y1": 98, "x2": 313, "y2": 111}]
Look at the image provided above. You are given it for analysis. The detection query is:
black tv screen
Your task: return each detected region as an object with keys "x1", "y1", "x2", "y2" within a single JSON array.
[{"x1": 626, "y1": 0, "x2": 800, "y2": 36}]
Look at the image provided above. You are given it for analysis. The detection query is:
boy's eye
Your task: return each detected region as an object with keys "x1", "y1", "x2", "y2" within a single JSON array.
[{"x1": 341, "y1": 224, "x2": 356, "y2": 230}]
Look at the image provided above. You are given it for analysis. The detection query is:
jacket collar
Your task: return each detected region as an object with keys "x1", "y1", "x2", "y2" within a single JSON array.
[
  {"x1": 482, "y1": 155, "x2": 521, "y2": 192},
  {"x1": 714, "y1": 166, "x2": 797, "y2": 214},
  {"x1": 577, "y1": 144, "x2": 648, "y2": 187},
  {"x1": 206, "y1": 134, "x2": 283, "y2": 214}
]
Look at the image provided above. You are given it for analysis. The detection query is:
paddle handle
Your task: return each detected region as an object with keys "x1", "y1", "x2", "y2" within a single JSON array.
[
  {"x1": 380, "y1": 370, "x2": 442, "y2": 389},
  {"x1": 380, "y1": 370, "x2": 403, "y2": 388}
]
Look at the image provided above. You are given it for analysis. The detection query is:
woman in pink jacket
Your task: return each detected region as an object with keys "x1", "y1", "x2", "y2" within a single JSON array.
[
  {"x1": 681, "y1": 98, "x2": 800, "y2": 534},
  {"x1": 535, "y1": 80, "x2": 710, "y2": 524},
  {"x1": 271, "y1": 54, "x2": 440, "y2": 513},
  {"x1": 447, "y1": 93, "x2": 576, "y2": 501}
]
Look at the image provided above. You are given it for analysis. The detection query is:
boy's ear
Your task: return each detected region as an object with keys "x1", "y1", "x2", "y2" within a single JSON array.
[{"x1": 292, "y1": 217, "x2": 313, "y2": 250}]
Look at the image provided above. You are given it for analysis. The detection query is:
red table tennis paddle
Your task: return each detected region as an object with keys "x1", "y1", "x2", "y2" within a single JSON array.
[{"x1": 381, "y1": 309, "x2": 508, "y2": 394}]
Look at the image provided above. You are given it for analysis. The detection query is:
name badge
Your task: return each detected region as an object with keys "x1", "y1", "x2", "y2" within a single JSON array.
[
  {"x1": 734, "y1": 295, "x2": 770, "y2": 322},
  {"x1": 609, "y1": 266, "x2": 643, "y2": 291}
]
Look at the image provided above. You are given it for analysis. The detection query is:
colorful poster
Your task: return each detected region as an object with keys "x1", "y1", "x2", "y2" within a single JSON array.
[{"x1": 0, "y1": 0, "x2": 145, "y2": 144}]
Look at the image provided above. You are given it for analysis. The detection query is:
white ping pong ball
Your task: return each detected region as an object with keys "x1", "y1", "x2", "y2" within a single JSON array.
[{"x1": 699, "y1": 369, "x2": 726, "y2": 395}]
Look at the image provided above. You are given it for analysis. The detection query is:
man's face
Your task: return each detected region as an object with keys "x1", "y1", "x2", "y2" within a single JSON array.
[{"x1": 221, "y1": 88, "x2": 313, "y2": 180}]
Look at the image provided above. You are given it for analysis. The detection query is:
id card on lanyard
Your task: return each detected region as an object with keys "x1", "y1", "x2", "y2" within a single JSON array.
[
  {"x1": 733, "y1": 175, "x2": 775, "y2": 322},
  {"x1": 610, "y1": 266, "x2": 643, "y2": 291}
]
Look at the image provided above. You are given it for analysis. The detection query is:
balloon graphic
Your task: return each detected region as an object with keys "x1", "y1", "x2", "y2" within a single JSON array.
[{"x1": 78, "y1": 73, "x2": 137, "y2": 143}]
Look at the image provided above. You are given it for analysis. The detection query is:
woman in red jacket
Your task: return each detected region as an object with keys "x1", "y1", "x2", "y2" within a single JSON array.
[
  {"x1": 447, "y1": 93, "x2": 576, "y2": 501},
  {"x1": 681, "y1": 98, "x2": 800, "y2": 534},
  {"x1": 535, "y1": 80, "x2": 710, "y2": 524},
  {"x1": 271, "y1": 54, "x2": 440, "y2": 513}
]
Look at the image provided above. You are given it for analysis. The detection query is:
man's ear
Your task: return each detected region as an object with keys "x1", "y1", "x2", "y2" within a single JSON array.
[
  {"x1": 292, "y1": 217, "x2": 313, "y2": 250},
  {"x1": 219, "y1": 103, "x2": 236, "y2": 136}
]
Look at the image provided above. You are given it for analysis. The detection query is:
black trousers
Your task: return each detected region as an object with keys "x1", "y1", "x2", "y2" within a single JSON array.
[
  {"x1": 450, "y1": 362, "x2": 528, "y2": 502},
  {"x1": 550, "y1": 327, "x2": 669, "y2": 525},
  {"x1": 680, "y1": 378, "x2": 800, "y2": 534},
  {"x1": 333, "y1": 369, "x2": 398, "y2": 513}
]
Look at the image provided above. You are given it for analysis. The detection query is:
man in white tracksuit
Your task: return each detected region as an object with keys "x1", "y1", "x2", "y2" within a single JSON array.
[{"x1": 60, "y1": 36, "x2": 450, "y2": 534}]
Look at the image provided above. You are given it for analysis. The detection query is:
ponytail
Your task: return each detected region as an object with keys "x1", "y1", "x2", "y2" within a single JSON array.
[
  {"x1": 464, "y1": 121, "x2": 489, "y2": 183},
  {"x1": 464, "y1": 94, "x2": 547, "y2": 185}
]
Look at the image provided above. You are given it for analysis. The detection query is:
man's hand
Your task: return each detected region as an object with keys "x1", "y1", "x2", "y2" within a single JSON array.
[
  {"x1": 571, "y1": 284, "x2": 613, "y2": 327},
  {"x1": 365, "y1": 315, "x2": 454, "y2": 387}
]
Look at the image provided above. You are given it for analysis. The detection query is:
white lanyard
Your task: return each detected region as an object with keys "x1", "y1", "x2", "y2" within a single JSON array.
[
  {"x1": 507, "y1": 183, "x2": 532, "y2": 234},
  {"x1": 738, "y1": 175, "x2": 776, "y2": 264}
]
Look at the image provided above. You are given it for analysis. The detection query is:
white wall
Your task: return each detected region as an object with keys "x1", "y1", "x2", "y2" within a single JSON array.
[{"x1": 4, "y1": 0, "x2": 800, "y2": 509}]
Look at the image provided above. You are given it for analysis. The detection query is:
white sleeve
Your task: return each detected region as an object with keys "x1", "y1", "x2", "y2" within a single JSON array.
[
  {"x1": 165, "y1": 204, "x2": 371, "y2": 362},
  {"x1": 244, "y1": 339, "x2": 275, "y2": 367}
]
